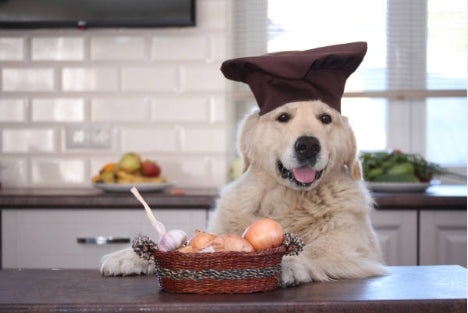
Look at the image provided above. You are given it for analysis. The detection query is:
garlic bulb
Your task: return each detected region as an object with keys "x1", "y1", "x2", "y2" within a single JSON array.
[
  {"x1": 158, "y1": 229, "x2": 188, "y2": 252},
  {"x1": 130, "y1": 186, "x2": 188, "y2": 252},
  {"x1": 131, "y1": 187, "x2": 166, "y2": 238}
]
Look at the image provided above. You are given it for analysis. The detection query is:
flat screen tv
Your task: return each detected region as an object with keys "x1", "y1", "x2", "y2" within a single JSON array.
[{"x1": 0, "y1": 0, "x2": 196, "y2": 29}]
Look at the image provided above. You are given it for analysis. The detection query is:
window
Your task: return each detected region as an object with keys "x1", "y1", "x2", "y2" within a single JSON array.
[{"x1": 230, "y1": 0, "x2": 466, "y2": 178}]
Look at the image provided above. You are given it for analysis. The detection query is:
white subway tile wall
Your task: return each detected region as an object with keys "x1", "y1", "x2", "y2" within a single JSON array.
[
  {"x1": 32, "y1": 98, "x2": 85, "y2": 122},
  {"x1": 90, "y1": 37, "x2": 147, "y2": 61},
  {"x1": 121, "y1": 67, "x2": 177, "y2": 92},
  {"x1": 0, "y1": 99, "x2": 27, "y2": 122},
  {"x1": 31, "y1": 37, "x2": 84, "y2": 61},
  {"x1": 0, "y1": 38, "x2": 24, "y2": 60},
  {"x1": 62, "y1": 68, "x2": 119, "y2": 91},
  {"x1": 0, "y1": 0, "x2": 230, "y2": 189},
  {"x1": 2, "y1": 68, "x2": 55, "y2": 91}
]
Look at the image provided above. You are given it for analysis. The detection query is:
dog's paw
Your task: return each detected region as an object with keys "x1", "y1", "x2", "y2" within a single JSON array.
[
  {"x1": 279, "y1": 256, "x2": 312, "y2": 287},
  {"x1": 100, "y1": 247, "x2": 155, "y2": 276}
]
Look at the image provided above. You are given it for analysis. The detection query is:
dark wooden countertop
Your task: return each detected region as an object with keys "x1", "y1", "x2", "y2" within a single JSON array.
[
  {"x1": 0, "y1": 266, "x2": 465, "y2": 313},
  {"x1": 0, "y1": 187, "x2": 219, "y2": 209},
  {"x1": 0, "y1": 185, "x2": 466, "y2": 210},
  {"x1": 373, "y1": 184, "x2": 467, "y2": 209}
]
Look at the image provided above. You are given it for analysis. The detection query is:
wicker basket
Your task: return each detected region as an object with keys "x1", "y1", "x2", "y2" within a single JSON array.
[{"x1": 133, "y1": 233, "x2": 303, "y2": 294}]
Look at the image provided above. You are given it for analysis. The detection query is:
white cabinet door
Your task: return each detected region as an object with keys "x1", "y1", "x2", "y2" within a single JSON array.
[
  {"x1": 369, "y1": 210, "x2": 418, "y2": 266},
  {"x1": 2, "y1": 209, "x2": 208, "y2": 269},
  {"x1": 420, "y1": 211, "x2": 467, "y2": 267}
]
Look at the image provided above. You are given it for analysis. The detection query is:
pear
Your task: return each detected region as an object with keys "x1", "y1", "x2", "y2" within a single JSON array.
[
  {"x1": 117, "y1": 153, "x2": 141, "y2": 174},
  {"x1": 99, "y1": 170, "x2": 115, "y2": 183}
]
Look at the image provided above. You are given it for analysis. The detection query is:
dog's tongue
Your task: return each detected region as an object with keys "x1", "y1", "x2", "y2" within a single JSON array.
[{"x1": 292, "y1": 166, "x2": 317, "y2": 184}]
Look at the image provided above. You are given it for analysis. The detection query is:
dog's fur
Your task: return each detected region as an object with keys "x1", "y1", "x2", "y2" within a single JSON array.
[{"x1": 101, "y1": 100, "x2": 386, "y2": 285}]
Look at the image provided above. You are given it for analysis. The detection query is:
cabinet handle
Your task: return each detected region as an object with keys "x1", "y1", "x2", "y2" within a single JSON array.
[{"x1": 77, "y1": 236, "x2": 131, "y2": 245}]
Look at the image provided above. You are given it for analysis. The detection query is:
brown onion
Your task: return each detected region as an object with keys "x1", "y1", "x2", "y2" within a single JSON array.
[
  {"x1": 190, "y1": 230, "x2": 216, "y2": 252},
  {"x1": 177, "y1": 245, "x2": 194, "y2": 253},
  {"x1": 242, "y1": 218, "x2": 284, "y2": 251},
  {"x1": 205, "y1": 234, "x2": 254, "y2": 252}
]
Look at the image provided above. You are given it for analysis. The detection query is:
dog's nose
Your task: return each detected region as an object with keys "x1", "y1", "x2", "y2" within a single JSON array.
[{"x1": 294, "y1": 136, "x2": 321, "y2": 162}]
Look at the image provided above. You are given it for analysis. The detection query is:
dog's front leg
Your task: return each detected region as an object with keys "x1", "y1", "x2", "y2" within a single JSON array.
[
  {"x1": 100, "y1": 247, "x2": 155, "y2": 276},
  {"x1": 279, "y1": 234, "x2": 386, "y2": 286}
]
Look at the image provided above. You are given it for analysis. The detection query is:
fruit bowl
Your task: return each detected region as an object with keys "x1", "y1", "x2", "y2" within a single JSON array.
[
  {"x1": 93, "y1": 182, "x2": 174, "y2": 193},
  {"x1": 92, "y1": 153, "x2": 168, "y2": 185},
  {"x1": 365, "y1": 181, "x2": 435, "y2": 193}
]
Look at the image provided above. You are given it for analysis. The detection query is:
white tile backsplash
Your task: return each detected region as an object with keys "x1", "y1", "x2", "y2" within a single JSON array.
[
  {"x1": 152, "y1": 36, "x2": 208, "y2": 61},
  {"x1": 91, "y1": 36, "x2": 147, "y2": 60},
  {"x1": 153, "y1": 97, "x2": 210, "y2": 122},
  {"x1": 31, "y1": 37, "x2": 84, "y2": 61},
  {"x1": 0, "y1": 99, "x2": 27, "y2": 122},
  {"x1": 0, "y1": 0, "x2": 230, "y2": 189},
  {"x1": 209, "y1": 35, "x2": 227, "y2": 62},
  {"x1": 31, "y1": 158, "x2": 86, "y2": 186},
  {"x1": 91, "y1": 98, "x2": 151, "y2": 122},
  {"x1": 121, "y1": 67, "x2": 178, "y2": 92},
  {"x1": 0, "y1": 38, "x2": 24, "y2": 60},
  {"x1": 120, "y1": 127, "x2": 178, "y2": 153},
  {"x1": 209, "y1": 95, "x2": 227, "y2": 123},
  {"x1": 180, "y1": 126, "x2": 226, "y2": 153},
  {"x1": 2, "y1": 68, "x2": 55, "y2": 91},
  {"x1": 2, "y1": 128, "x2": 56, "y2": 153},
  {"x1": 31, "y1": 98, "x2": 85, "y2": 122},
  {"x1": 180, "y1": 64, "x2": 225, "y2": 91},
  {"x1": 0, "y1": 158, "x2": 28, "y2": 187},
  {"x1": 62, "y1": 68, "x2": 119, "y2": 91}
]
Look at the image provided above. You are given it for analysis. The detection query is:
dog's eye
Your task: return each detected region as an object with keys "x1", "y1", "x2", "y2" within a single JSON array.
[
  {"x1": 276, "y1": 113, "x2": 291, "y2": 123},
  {"x1": 319, "y1": 113, "x2": 332, "y2": 124}
]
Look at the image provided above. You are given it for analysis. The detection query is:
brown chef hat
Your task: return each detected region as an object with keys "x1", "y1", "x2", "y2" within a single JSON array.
[{"x1": 220, "y1": 41, "x2": 367, "y2": 115}]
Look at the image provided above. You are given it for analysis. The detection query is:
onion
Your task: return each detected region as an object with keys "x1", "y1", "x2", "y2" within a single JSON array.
[
  {"x1": 205, "y1": 235, "x2": 254, "y2": 252},
  {"x1": 190, "y1": 230, "x2": 217, "y2": 252},
  {"x1": 177, "y1": 245, "x2": 194, "y2": 253},
  {"x1": 242, "y1": 218, "x2": 284, "y2": 251}
]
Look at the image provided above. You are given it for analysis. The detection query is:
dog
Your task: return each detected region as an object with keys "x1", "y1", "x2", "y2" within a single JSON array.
[{"x1": 101, "y1": 100, "x2": 386, "y2": 285}]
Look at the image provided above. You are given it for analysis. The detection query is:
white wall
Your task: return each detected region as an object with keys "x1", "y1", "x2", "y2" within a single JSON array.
[{"x1": 0, "y1": 0, "x2": 230, "y2": 189}]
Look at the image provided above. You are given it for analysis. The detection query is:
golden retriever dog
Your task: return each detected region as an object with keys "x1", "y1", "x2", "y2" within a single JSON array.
[
  {"x1": 208, "y1": 100, "x2": 386, "y2": 286},
  {"x1": 101, "y1": 99, "x2": 385, "y2": 285}
]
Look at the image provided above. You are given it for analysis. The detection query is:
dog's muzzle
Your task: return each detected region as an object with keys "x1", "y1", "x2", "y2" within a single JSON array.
[{"x1": 277, "y1": 136, "x2": 324, "y2": 187}]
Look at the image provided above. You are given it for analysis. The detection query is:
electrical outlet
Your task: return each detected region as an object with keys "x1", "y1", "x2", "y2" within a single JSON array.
[
  {"x1": 89, "y1": 124, "x2": 111, "y2": 148},
  {"x1": 66, "y1": 124, "x2": 111, "y2": 149}
]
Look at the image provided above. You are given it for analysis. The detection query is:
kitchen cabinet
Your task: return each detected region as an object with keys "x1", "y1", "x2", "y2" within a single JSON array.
[
  {"x1": 369, "y1": 210, "x2": 418, "y2": 266},
  {"x1": 420, "y1": 210, "x2": 467, "y2": 266},
  {"x1": 370, "y1": 210, "x2": 467, "y2": 267},
  {"x1": 2, "y1": 209, "x2": 208, "y2": 269}
]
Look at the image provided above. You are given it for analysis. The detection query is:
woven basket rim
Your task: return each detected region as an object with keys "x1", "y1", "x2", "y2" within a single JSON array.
[{"x1": 154, "y1": 244, "x2": 286, "y2": 258}]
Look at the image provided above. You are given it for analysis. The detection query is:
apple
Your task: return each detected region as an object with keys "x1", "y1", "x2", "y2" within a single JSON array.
[
  {"x1": 141, "y1": 159, "x2": 161, "y2": 177},
  {"x1": 117, "y1": 153, "x2": 141, "y2": 174}
]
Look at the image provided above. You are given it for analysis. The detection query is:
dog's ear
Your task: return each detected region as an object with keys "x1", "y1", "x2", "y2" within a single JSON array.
[
  {"x1": 237, "y1": 109, "x2": 260, "y2": 172},
  {"x1": 342, "y1": 116, "x2": 362, "y2": 180}
]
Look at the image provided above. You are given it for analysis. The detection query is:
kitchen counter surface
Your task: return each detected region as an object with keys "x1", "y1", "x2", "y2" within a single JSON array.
[
  {"x1": 0, "y1": 265, "x2": 465, "y2": 313},
  {"x1": 0, "y1": 185, "x2": 466, "y2": 210},
  {"x1": 0, "y1": 187, "x2": 218, "y2": 209}
]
